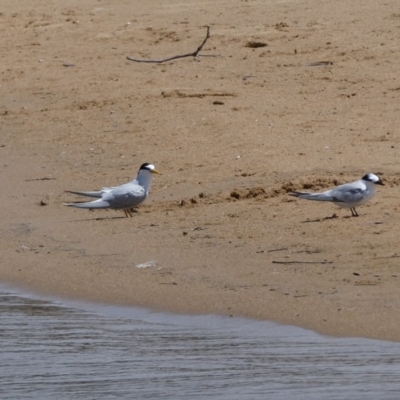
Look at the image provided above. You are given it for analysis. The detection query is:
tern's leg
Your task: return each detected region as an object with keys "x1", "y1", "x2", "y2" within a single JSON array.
[
  {"x1": 351, "y1": 208, "x2": 359, "y2": 217},
  {"x1": 123, "y1": 210, "x2": 129, "y2": 218},
  {"x1": 126, "y1": 209, "x2": 133, "y2": 217}
]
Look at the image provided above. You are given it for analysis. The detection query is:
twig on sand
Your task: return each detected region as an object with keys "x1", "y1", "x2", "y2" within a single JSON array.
[
  {"x1": 126, "y1": 26, "x2": 214, "y2": 63},
  {"x1": 272, "y1": 260, "x2": 333, "y2": 265},
  {"x1": 267, "y1": 248, "x2": 289, "y2": 253},
  {"x1": 372, "y1": 254, "x2": 400, "y2": 260}
]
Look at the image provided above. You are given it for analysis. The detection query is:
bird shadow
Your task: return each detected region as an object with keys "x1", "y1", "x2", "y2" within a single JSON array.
[
  {"x1": 95, "y1": 216, "x2": 128, "y2": 221},
  {"x1": 301, "y1": 213, "x2": 340, "y2": 223},
  {"x1": 68, "y1": 215, "x2": 130, "y2": 222}
]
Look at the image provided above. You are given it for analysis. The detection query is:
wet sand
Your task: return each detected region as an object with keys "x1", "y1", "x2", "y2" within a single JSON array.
[{"x1": 1, "y1": 0, "x2": 400, "y2": 341}]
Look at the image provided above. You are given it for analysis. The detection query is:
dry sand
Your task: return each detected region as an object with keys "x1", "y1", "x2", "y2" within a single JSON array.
[{"x1": 1, "y1": 0, "x2": 400, "y2": 341}]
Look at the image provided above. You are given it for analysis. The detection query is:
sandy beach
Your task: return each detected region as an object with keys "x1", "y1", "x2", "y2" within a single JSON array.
[{"x1": 1, "y1": 0, "x2": 400, "y2": 341}]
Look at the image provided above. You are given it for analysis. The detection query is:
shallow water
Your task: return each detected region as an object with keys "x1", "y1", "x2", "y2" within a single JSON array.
[{"x1": 2, "y1": 287, "x2": 400, "y2": 399}]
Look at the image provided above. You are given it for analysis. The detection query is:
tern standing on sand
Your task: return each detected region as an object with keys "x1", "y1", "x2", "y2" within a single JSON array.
[
  {"x1": 289, "y1": 173, "x2": 384, "y2": 217},
  {"x1": 64, "y1": 163, "x2": 161, "y2": 217}
]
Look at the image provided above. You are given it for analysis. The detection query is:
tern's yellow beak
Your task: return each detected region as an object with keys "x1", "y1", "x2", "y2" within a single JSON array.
[{"x1": 151, "y1": 169, "x2": 162, "y2": 175}]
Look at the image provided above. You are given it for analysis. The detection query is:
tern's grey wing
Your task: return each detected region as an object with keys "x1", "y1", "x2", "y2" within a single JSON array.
[
  {"x1": 65, "y1": 199, "x2": 111, "y2": 209},
  {"x1": 65, "y1": 190, "x2": 104, "y2": 198},
  {"x1": 65, "y1": 182, "x2": 132, "y2": 199},
  {"x1": 102, "y1": 183, "x2": 147, "y2": 208},
  {"x1": 289, "y1": 191, "x2": 336, "y2": 202},
  {"x1": 329, "y1": 184, "x2": 365, "y2": 203}
]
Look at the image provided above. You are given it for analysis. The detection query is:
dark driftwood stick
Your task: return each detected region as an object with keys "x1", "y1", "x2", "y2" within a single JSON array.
[
  {"x1": 272, "y1": 261, "x2": 333, "y2": 265},
  {"x1": 372, "y1": 255, "x2": 400, "y2": 260},
  {"x1": 267, "y1": 248, "x2": 289, "y2": 253},
  {"x1": 127, "y1": 26, "x2": 211, "y2": 63}
]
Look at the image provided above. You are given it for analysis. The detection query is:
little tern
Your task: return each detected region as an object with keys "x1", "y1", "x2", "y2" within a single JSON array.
[
  {"x1": 64, "y1": 163, "x2": 161, "y2": 217},
  {"x1": 289, "y1": 173, "x2": 384, "y2": 217}
]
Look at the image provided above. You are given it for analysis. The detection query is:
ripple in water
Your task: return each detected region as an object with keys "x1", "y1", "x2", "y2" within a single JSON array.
[{"x1": 1, "y1": 288, "x2": 400, "y2": 400}]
